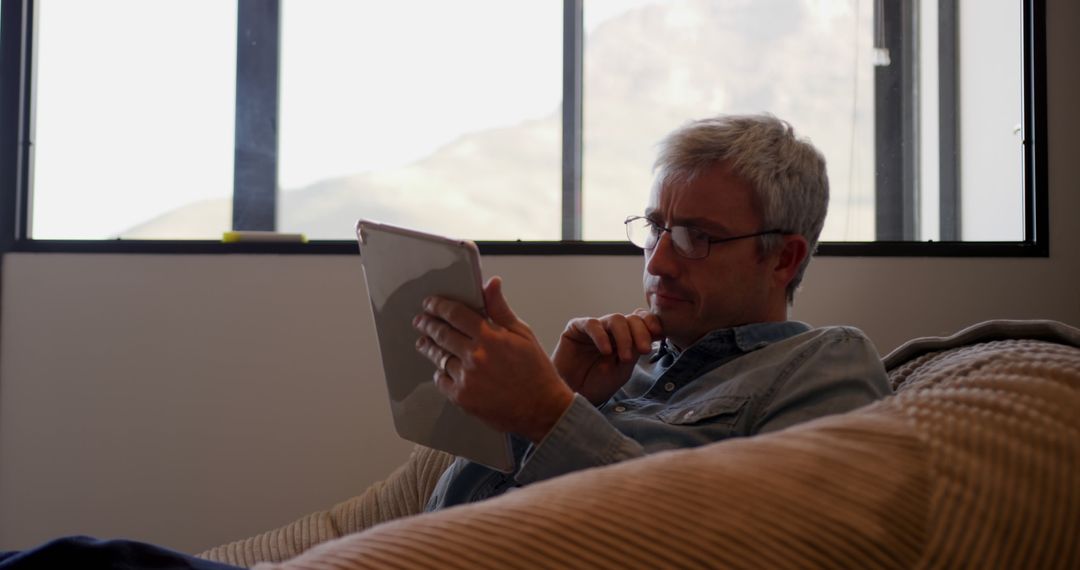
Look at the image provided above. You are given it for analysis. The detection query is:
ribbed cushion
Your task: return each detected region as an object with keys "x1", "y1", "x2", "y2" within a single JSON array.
[
  {"x1": 225, "y1": 338, "x2": 1080, "y2": 569},
  {"x1": 889, "y1": 339, "x2": 1080, "y2": 568}
]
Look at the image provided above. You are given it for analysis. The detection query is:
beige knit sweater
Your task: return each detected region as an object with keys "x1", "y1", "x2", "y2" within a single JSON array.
[
  {"x1": 198, "y1": 445, "x2": 453, "y2": 566},
  {"x1": 202, "y1": 337, "x2": 1080, "y2": 569}
]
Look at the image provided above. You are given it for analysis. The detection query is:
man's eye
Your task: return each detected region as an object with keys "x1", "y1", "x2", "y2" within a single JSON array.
[{"x1": 685, "y1": 227, "x2": 711, "y2": 242}]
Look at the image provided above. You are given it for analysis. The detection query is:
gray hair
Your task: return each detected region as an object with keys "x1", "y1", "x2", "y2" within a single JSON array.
[{"x1": 653, "y1": 114, "x2": 829, "y2": 303}]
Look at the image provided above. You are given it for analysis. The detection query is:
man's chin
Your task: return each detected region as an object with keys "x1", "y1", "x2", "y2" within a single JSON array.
[{"x1": 650, "y1": 311, "x2": 693, "y2": 346}]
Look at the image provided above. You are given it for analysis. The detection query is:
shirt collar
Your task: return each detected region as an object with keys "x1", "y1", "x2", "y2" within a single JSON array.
[{"x1": 654, "y1": 320, "x2": 811, "y2": 362}]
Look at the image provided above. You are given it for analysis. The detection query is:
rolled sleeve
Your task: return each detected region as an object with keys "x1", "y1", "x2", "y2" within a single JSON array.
[{"x1": 515, "y1": 394, "x2": 645, "y2": 485}]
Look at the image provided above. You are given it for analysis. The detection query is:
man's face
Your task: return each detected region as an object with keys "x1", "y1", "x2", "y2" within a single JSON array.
[{"x1": 643, "y1": 162, "x2": 780, "y2": 349}]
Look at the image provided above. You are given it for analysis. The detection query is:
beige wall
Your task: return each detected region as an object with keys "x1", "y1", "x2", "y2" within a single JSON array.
[{"x1": 2, "y1": 0, "x2": 1079, "y2": 554}]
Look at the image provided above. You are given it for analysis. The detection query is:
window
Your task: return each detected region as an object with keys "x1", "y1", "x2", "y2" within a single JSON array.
[
  {"x1": 878, "y1": 0, "x2": 1029, "y2": 243},
  {"x1": 0, "y1": 0, "x2": 1047, "y2": 255},
  {"x1": 31, "y1": 0, "x2": 237, "y2": 240},
  {"x1": 582, "y1": 0, "x2": 879, "y2": 242},
  {"x1": 276, "y1": 1, "x2": 563, "y2": 241}
]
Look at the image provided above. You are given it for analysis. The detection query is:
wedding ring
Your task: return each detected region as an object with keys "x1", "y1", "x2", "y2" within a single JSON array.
[{"x1": 438, "y1": 352, "x2": 451, "y2": 371}]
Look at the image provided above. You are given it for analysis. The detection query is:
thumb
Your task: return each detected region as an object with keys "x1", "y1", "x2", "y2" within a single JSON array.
[{"x1": 483, "y1": 276, "x2": 521, "y2": 329}]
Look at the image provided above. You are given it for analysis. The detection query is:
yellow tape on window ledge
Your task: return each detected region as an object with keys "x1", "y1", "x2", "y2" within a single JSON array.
[{"x1": 222, "y1": 231, "x2": 308, "y2": 243}]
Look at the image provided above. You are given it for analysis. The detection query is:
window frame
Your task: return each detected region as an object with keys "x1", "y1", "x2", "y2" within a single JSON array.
[{"x1": 0, "y1": 0, "x2": 1048, "y2": 257}]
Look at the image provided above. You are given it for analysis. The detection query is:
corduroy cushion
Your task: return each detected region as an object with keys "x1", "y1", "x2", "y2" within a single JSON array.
[{"x1": 239, "y1": 338, "x2": 1079, "y2": 569}]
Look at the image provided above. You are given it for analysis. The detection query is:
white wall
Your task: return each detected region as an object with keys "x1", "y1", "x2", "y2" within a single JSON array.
[
  {"x1": 3, "y1": 0, "x2": 1079, "y2": 554},
  {"x1": 0, "y1": 255, "x2": 649, "y2": 553}
]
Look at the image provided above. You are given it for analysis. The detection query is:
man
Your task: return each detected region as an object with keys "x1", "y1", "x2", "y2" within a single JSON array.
[
  {"x1": 413, "y1": 113, "x2": 891, "y2": 509},
  {"x1": 0, "y1": 114, "x2": 890, "y2": 569}
]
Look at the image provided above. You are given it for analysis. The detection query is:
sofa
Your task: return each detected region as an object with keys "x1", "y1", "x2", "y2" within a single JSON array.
[{"x1": 199, "y1": 320, "x2": 1080, "y2": 569}]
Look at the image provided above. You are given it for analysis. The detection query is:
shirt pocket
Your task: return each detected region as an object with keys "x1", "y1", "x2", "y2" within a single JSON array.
[{"x1": 657, "y1": 395, "x2": 750, "y2": 428}]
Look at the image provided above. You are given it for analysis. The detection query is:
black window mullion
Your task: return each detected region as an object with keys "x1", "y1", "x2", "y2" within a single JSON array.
[
  {"x1": 937, "y1": 0, "x2": 960, "y2": 240},
  {"x1": 233, "y1": 0, "x2": 281, "y2": 232},
  {"x1": 874, "y1": 0, "x2": 917, "y2": 241},
  {"x1": 1023, "y1": 0, "x2": 1048, "y2": 253},
  {"x1": 1, "y1": 0, "x2": 35, "y2": 251},
  {"x1": 561, "y1": 0, "x2": 583, "y2": 241}
]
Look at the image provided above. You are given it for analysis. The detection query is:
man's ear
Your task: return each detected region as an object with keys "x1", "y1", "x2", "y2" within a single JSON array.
[{"x1": 771, "y1": 234, "x2": 809, "y2": 290}]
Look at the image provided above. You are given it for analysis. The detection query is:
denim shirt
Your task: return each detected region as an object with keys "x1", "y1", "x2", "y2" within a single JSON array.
[{"x1": 426, "y1": 321, "x2": 891, "y2": 511}]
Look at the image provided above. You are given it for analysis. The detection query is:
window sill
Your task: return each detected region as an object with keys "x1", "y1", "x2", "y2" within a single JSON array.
[{"x1": 3, "y1": 239, "x2": 1048, "y2": 257}]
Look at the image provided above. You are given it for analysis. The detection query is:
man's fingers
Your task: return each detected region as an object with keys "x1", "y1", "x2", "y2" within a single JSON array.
[
  {"x1": 416, "y1": 336, "x2": 445, "y2": 367},
  {"x1": 627, "y1": 316, "x2": 656, "y2": 354},
  {"x1": 603, "y1": 314, "x2": 637, "y2": 361},
  {"x1": 578, "y1": 314, "x2": 635, "y2": 362},
  {"x1": 413, "y1": 314, "x2": 472, "y2": 357},
  {"x1": 562, "y1": 317, "x2": 614, "y2": 356},
  {"x1": 418, "y1": 335, "x2": 467, "y2": 382},
  {"x1": 632, "y1": 308, "x2": 665, "y2": 337},
  {"x1": 565, "y1": 310, "x2": 662, "y2": 362},
  {"x1": 421, "y1": 296, "x2": 486, "y2": 339},
  {"x1": 432, "y1": 366, "x2": 455, "y2": 394},
  {"x1": 482, "y1": 276, "x2": 521, "y2": 330}
]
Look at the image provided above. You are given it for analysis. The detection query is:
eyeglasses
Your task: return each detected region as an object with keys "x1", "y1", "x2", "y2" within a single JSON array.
[{"x1": 624, "y1": 215, "x2": 789, "y2": 259}]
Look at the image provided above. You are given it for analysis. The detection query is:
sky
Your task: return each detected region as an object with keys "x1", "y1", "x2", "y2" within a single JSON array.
[
  {"x1": 27, "y1": 0, "x2": 1021, "y2": 241},
  {"x1": 31, "y1": 0, "x2": 672, "y2": 239}
]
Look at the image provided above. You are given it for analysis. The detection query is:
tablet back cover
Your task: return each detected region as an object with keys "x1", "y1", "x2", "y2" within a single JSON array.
[{"x1": 356, "y1": 220, "x2": 514, "y2": 473}]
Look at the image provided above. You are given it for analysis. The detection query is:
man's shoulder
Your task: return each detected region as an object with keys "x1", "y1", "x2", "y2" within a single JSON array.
[
  {"x1": 758, "y1": 323, "x2": 876, "y2": 351},
  {"x1": 669, "y1": 323, "x2": 882, "y2": 384},
  {"x1": 742, "y1": 324, "x2": 882, "y2": 373}
]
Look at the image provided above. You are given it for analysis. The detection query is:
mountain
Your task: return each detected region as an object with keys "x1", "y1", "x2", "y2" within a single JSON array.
[{"x1": 123, "y1": 0, "x2": 875, "y2": 242}]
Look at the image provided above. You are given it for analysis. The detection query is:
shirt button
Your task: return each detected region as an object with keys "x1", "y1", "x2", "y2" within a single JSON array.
[
  {"x1": 663, "y1": 382, "x2": 676, "y2": 392},
  {"x1": 613, "y1": 405, "x2": 627, "y2": 413}
]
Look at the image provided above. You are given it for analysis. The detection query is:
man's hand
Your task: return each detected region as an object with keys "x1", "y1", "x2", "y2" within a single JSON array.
[
  {"x1": 413, "y1": 276, "x2": 574, "y2": 444},
  {"x1": 552, "y1": 309, "x2": 664, "y2": 406}
]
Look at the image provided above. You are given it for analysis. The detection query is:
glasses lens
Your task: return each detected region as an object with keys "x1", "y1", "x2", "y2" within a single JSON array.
[
  {"x1": 669, "y1": 226, "x2": 704, "y2": 258},
  {"x1": 626, "y1": 217, "x2": 655, "y2": 249}
]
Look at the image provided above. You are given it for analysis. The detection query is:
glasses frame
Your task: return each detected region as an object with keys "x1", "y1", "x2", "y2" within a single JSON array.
[{"x1": 624, "y1": 215, "x2": 790, "y2": 259}]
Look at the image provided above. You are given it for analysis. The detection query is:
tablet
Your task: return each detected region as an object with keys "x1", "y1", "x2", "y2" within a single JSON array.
[{"x1": 355, "y1": 219, "x2": 515, "y2": 473}]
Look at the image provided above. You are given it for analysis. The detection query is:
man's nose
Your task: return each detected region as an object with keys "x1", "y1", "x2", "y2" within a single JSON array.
[{"x1": 645, "y1": 230, "x2": 681, "y2": 278}]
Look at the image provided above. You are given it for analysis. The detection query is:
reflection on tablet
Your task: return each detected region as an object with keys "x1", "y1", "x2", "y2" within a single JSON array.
[{"x1": 357, "y1": 220, "x2": 515, "y2": 473}]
